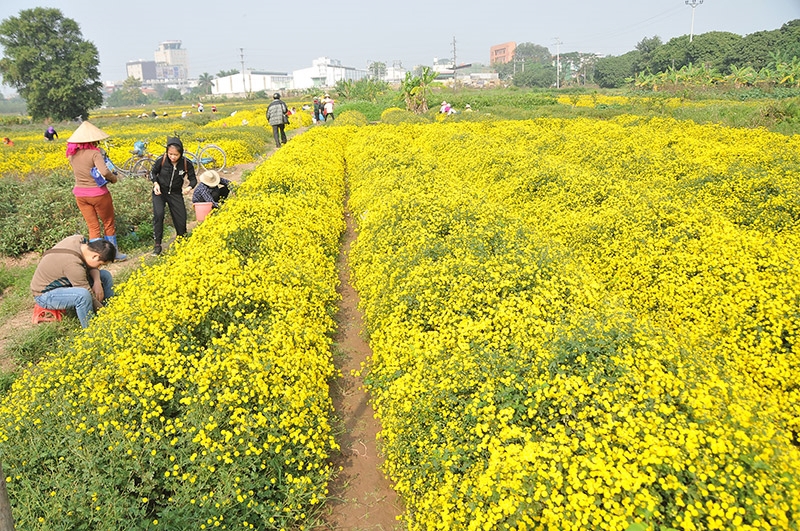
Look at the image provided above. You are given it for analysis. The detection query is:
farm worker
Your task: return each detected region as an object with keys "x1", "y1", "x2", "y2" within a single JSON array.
[
  {"x1": 312, "y1": 98, "x2": 321, "y2": 124},
  {"x1": 464, "y1": 103, "x2": 473, "y2": 112},
  {"x1": 149, "y1": 136, "x2": 197, "y2": 256},
  {"x1": 30, "y1": 235, "x2": 115, "y2": 328},
  {"x1": 192, "y1": 170, "x2": 231, "y2": 208},
  {"x1": 198, "y1": 102, "x2": 204, "y2": 113},
  {"x1": 211, "y1": 105, "x2": 217, "y2": 113},
  {"x1": 66, "y1": 121, "x2": 127, "y2": 261},
  {"x1": 2, "y1": 137, "x2": 12, "y2": 146},
  {"x1": 44, "y1": 126, "x2": 58, "y2": 141},
  {"x1": 266, "y1": 92, "x2": 289, "y2": 148},
  {"x1": 323, "y1": 94, "x2": 335, "y2": 121}
]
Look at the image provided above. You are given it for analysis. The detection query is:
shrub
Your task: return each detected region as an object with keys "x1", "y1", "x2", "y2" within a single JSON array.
[{"x1": 331, "y1": 110, "x2": 368, "y2": 126}]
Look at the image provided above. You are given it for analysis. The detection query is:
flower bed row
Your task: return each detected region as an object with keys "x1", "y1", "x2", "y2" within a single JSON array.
[
  {"x1": 347, "y1": 119, "x2": 800, "y2": 530},
  {"x1": 0, "y1": 127, "x2": 347, "y2": 529},
  {"x1": 0, "y1": 104, "x2": 310, "y2": 178}
]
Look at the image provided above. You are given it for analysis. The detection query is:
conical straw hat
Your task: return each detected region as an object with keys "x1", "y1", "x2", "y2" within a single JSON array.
[{"x1": 67, "y1": 121, "x2": 110, "y2": 143}]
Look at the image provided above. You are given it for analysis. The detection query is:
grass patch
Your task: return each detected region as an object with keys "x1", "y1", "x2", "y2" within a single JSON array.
[{"x1": 0, "y1": 263, "x2": 36, "y2": 321}]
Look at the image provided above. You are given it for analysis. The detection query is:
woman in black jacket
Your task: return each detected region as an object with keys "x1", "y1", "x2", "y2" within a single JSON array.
[{"x1": 150, "y1": 136, "x2": 197, "y2": 255}]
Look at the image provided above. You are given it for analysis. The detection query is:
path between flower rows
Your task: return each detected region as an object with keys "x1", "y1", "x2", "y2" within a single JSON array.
[{"x1": 317, "y1": 202, "x2": 403, "y2": 530}]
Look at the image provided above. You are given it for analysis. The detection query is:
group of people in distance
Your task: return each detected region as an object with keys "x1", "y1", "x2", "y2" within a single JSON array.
[
  {"x1": 32, "y1": 120, "x2": 230, "y2": 328},
  {"x1": 439, "y1": 101, "x2": 472, "y2": 115},
  {"x1": 312, "y1": 94, "x2": 335, "y2": 124}
]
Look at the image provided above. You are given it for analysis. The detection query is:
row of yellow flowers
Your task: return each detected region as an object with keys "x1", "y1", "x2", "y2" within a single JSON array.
[
  {"x1": 347, "y1": 119, "x2": 799, "y2": 530},
  {"x1": 0, "y1": 127, "x2": 346, "y2": 529},
  {"x1": 0, "y1": 107, "x2": 312, "y2": 178}
]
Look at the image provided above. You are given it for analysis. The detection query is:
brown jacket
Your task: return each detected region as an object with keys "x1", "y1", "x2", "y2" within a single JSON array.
[
  {"x1": 68, "y1": 149, "x2": 118, "y2": 188},
  {"x1": 30, "y1": 235, "x2": 94, "y2": 296}
]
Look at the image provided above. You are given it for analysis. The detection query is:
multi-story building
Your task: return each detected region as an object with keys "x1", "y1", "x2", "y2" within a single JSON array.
[
  {"x1": 490, "y1": 42, "x2": 516, "y2": 64},
  {"x1": 154, "y1": 40, "x2": 189, "y2": 81},
  {"x1": 126, "y1": 60, "x2": 157, "y2": 82}
]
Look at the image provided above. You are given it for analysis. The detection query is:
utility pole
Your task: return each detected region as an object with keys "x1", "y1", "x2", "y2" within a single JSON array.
[
  {"x1": 451, "y1": 36, "x2": 457, "y2": 93},
  {"x1": 686, "y1": 0, "x2": 703, "y2": 43},
  {"x1": 240, "y1": 48, "x2": 247, "y2": 97},
  {"x1": 553, "y1": 38, "x2": 563, "y2": 89}
]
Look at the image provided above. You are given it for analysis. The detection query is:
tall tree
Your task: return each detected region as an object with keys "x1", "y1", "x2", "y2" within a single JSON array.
[
  {"x1": 513, "y1": 43, "x2": 552, "y2": 64},
  {"x1": 197, "y1": 72, "x2": 214, "y2": 95},
  {"x1": 0, "y1": 8, "x2": 102, "y2": 121}
]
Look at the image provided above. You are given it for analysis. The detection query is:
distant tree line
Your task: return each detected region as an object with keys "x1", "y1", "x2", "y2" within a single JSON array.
[
  {"x1": 494, "y1": 19, "x2": 800, "y2": 90},
  {"x1": 595, "y1": 19, "x2": 800, "y2": 89}
]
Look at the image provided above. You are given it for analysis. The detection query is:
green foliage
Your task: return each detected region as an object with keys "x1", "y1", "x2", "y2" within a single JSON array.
[
  {"x1": 7, "y1": 319, "x2": 76, "y2": 367},
  {"x1": 330, "y1": 110, "x2": 368, "y2": 126},
  {"x1": 335, "y1": 101, "x2": 385, "y2": 121},
  {"x1": 0, "y1": 8, "x2": 103, "y2": 121},
  {"x1": 400, "y1": 67, "x2": 438, "y2": 113},
  {"x1": 106, "y1": 77, "x2": 148, "y2": 108},
  {"x1": 0, "y1": 263, "x2": 35, "y2": 320},
  {"x1": 595, "y1": 51, "x2": 640, "y2": 88},
  {"x1": 333, "y1": 77, "x2": 389, "y2": 102},
  {"x1": 513, "y1": 63, "x2": 557, "y2": 88},
  {"x1": 0, "y1": 171, "x2": 153, "y2": 256},
  {"x1": 381, "y1": 107, "x2": 431, "y2": 124},
  {"x1": 162, "y1": 88, "x2": 182, "y2": 102}
]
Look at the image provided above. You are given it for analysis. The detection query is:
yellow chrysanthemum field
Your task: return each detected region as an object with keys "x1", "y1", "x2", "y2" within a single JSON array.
[{"x1": 0, "y1": 113, "x2": 798, "y2": 530}]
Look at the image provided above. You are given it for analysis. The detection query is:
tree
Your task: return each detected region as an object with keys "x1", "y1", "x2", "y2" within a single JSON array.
[
  {"x1": 109, "y1": 76, "x2": 148, "y2": 107},
  {"x1": 368, "y1": 61, "x2": 387, "y2": 79},
  {"x1": 512, "y1": 63, "x2": 556, "y2": 88},
  {"x1": 217, "y1": 69, "x2": 239, "y2": 78},
  {"x1": 0, "y1": 8, "x2": 102, "y2": 121},
  {"x1": 163, "y1": 88, "x2": 182, "y2": 102},
  {"x1": 634, "y1": 35, "x2": 663, "y2": 72},
  {"x1": 595, "y1": 51, "x2": 640, "y2": 88},
  {"x1": 400, "y1": 67, "x2": 437, "y2": 113},
  {"x1": 197, "y1": 72, "x2": 214, "y2": 95},
  {"x1": 513, "y1": 43, "x2": 552, "y2": 64}
]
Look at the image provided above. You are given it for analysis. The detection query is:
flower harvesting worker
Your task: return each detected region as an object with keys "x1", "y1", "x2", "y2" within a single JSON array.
[
  {"x1": 266, "y1": 92, "x2": 289, "y2": 148},
  {"x1": 192, "y1": 170, "x2": 231, "y2": 208},
  {"x1": 44, "y1": 126, "x2": 58, "y2": 141},
  {"x1": 150, "y1": 136, "x2": 197, "y2": 256},
  {"x1": 30, "y1": 235, "x2": 116, "y2": 328},
  {"x1": 66, "y1": 121, "x2": 127, "y2": 261}
]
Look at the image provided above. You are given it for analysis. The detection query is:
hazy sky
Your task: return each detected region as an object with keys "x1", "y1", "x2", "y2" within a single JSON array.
[{"x1": 1, "y1": 0, "x2": 798, "y2": 85}]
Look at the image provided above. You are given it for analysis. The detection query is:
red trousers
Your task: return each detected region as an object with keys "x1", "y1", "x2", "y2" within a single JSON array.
[{"x1": 75, "y1": 193, "x2": 117, "y2": 239}]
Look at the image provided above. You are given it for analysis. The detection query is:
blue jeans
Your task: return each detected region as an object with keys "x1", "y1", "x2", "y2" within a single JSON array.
[{"x1": 35, "y1": 270, "x2": 113, "y2": 328}]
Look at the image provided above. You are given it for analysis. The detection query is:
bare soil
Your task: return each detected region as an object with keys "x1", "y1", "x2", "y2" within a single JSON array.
[
  {"x1": 0, "y1": 148, "x2": 402, "y2": 528},
  {"x1": 317, "y1": 208, "x2": 403, "y2": 530}
]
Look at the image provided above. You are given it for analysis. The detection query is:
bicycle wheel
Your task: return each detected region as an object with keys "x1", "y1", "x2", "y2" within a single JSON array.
[
  {"x1": 198, "y1": 145, "x2": 226, "y2": 172},
  {"x1": 132, "y1": 157, "x2": 154, "y2": 179},
  {"x1": 120, "y1": 156, "x2": 138, "y2": 173},
  {"x1": 184, "y1": 151, "x2": 198, "y2": 168}
]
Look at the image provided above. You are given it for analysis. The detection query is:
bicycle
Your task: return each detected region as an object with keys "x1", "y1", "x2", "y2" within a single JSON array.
[
  {"x1": 118, "y1": 140, "x2": 156, "y2": 178},
  {"x1": 182, "y1": 137, "x2": 227, "y2": 173}
]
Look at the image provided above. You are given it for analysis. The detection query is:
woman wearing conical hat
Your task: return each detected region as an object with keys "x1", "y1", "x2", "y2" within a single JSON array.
[{"x1": 66, "y1": 121, "x2": 126, "y2": 261}]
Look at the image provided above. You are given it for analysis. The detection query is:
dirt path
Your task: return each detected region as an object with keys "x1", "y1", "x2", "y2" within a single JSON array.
[{"x1": 318, "y1": 205, "x2": 403, "y2": 530}]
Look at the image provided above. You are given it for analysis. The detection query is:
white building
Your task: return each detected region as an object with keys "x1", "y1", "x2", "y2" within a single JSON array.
[
  {"x1": 154, "y1": 40, "x2": 188, "y2": 81},
  {"x1": 384, "y1": 64, "x2": 408, "y2": 84},
  {"x1": 211, "y1": 70, "x2": 291, "y2": 97},
  {"x1": 292, "y1": 57, "x2": 368, "y2": 90}
]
